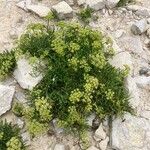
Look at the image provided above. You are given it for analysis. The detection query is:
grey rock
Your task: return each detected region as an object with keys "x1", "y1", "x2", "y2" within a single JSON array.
[
  {"x1": 118, "y1": 36, "x2": 143, "y2": 54},
  {"x1": 99, "y1": 136, "x2": 109, "y2": 150},
  {"x1": 112, "y1": 113, "x2": 150, "y2": 150},
  {"x1": 114, "y1": 29, "x2": 125, "y2": 38},
  {"x1": 131, "y1": 19, "x2": 148, "y2": 35},
  {"x1": 0, "y1": 85, "x2": 15, "y2": 116},
  {"x1": 109, "y1": 51, "x2": 133, "y2": 74},
  {"x1": 105, "y1": 0, "x2": 120, "y2": 9},
  {"x1": 94, "y1": 123, "x2": 106, "y2": 141},
  {"x1": 125, "y1": 76, "x2": 140, "y2": 109},
  {"x1": 126, "y1": 5, "x2": 150, "y2": 17},
  {"x1": 16, "y1": 0, "x2": 31, "y2": 11},
  {"x1": 85, "y1": 0, "x2": 105, "y2": 11},
  {"x1": 52, "y1": 1, "x2": 73, "y2": 19},
  {"x1": 27, "y1": 5, "x2": 51, "y2": 18},
  {"x1": 16, "y1": 1, "x2": 28, "y2": 11},
  {"x1": 13, "y1": 57, "x2": 43, "y2": 90},
  {"x1": 135, "y1": 76, "x2": 150, "y2": 88},
  {"x1": 139, "y1": 67, "x2": 150, "y2": 76}
]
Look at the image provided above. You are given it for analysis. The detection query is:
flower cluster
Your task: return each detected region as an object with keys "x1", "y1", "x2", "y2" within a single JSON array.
[
  {"x1": 0, "y1": 51, "x2": 16, "y2": 80},
  {"x1": 35, "y1": 97, "x2": 52, "y2": 122},
  {"x1": 6, "y1": 137, "x2": 22, "y2": 150}
]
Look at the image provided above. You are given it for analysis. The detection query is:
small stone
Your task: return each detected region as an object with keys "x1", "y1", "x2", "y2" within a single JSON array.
[
  {"x1": 108, "y1": 9, "x2": 113, "y2": 15},
  {"x1": 52, "y1": 1, "x2": 73, "y2": 20},
  {"x1": 9, "y1": 29, "x2": 18, "y2": 39},
  {"x1": 0, "y1": 85, "x2": 15, "y2": 116},
  {"x1": 13, "y1": 57, "x2": 43, "y2": 90},
  {"x1": 114, "y1": 29, "x2": 125, "y2": 38},
  {"x1": 99, "y1": 136, "x2": 109, "y2": 150},
  {"x1": 54, "y1": 144, "x2": 65, "y2": 150},
  {"x1": 105, "y1": 0, "x2": 120, "y2": 9},
  {"x1": 94, "y1": 123, "x2": 106, "y2": 141},
  {"x1": 135, "y1": 76, "x2": 150, "y2": 88},
  {"x1": 85, "y1": 0, "x2": 105, "y2": 11},
  {"x1": 131, "y1": 19, "x2": 148, "y2": 35},
  {"x1": 27, "y1": 5, "x2": 51, "y2": 18},
  {"x1": 87, "y1": 146, "x2": 99, "y2": 150},
  {"x1": 139, "y1": 67, "x2": 150, "y2": 76}
]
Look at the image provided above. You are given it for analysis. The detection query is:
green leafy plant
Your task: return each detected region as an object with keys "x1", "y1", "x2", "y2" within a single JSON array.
[
  {"x1": 15, "y1": 21, "x2": 133, "y2": 146},
  {"x1": 77, "y1": 7, "x2": 94, "y2": 23},
  {"x1": 0, "y1": 120, "x2": 25, "y2": 150},
  {"x1": 117, "y1": 0, "x2": 135, "y2": 6},
  {"x1": 0, "y1": 51, "x2": 16, "y2": 80}
]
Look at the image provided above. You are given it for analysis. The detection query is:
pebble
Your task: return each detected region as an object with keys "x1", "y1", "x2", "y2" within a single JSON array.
[{"x1": 131, "y1": 19, "x2": 148, "y2": 35}]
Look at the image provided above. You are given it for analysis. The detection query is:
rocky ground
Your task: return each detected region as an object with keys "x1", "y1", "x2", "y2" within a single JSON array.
[{"x1": 0, "y1": 0, "x2": 150, "y2": 150}]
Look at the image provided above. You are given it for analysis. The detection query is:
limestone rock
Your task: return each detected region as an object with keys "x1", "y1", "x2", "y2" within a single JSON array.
[
  {"x1": 26, "y1": 5, "x2": 51, "y2": 18},
  {"x1": 109, "y1": 51, "x2": 133, "y2": 73},
  {"x1": 125, "y1": 76, "x2": 140, "y2": 109},
  {"x1": 52, "y1": 1, "x2": 73, "y2": 19},
  {"x1": 16, "y1": 1, "x2": 28, "y2": 11},
  {"x1": 13, "y1": 57, "x2": 43, "y2": 90},
  {"x1": 105, "y1": 0, "x2": 120, "y2": 9},
  {"x1": 87, "y1": 146, "x2": 99, "y2": 150},
  {"x1": 99, "y1": 136, "x2": 109, "y2": 150},
  {"x1": 126, "y1": 5, "x2": 150, "y2": 17},
  {"x1": 85, "y1": 0, "x2": 105, "y2": 11},
  {"x1": 131, "y1": 19, "x2": 148, "y2": 35},
  {"x1": 118, "y1": 36, "x2": 143, "y2": 54},
  {"x1": 16, "y1": 0, "x2": 31, "y2": 11},
  {"x1": 54, "y1": 144, "x2": 66, "y2": 150},
  {"x1": 112, "y1": 113, "x2": 150, "y2": 150},
  {"x1": 94, "y1": 123, "x2": 106, "y2": 141},
  {"x1": 0, "y1": 85, "x2": 15, "y2": 116}
]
